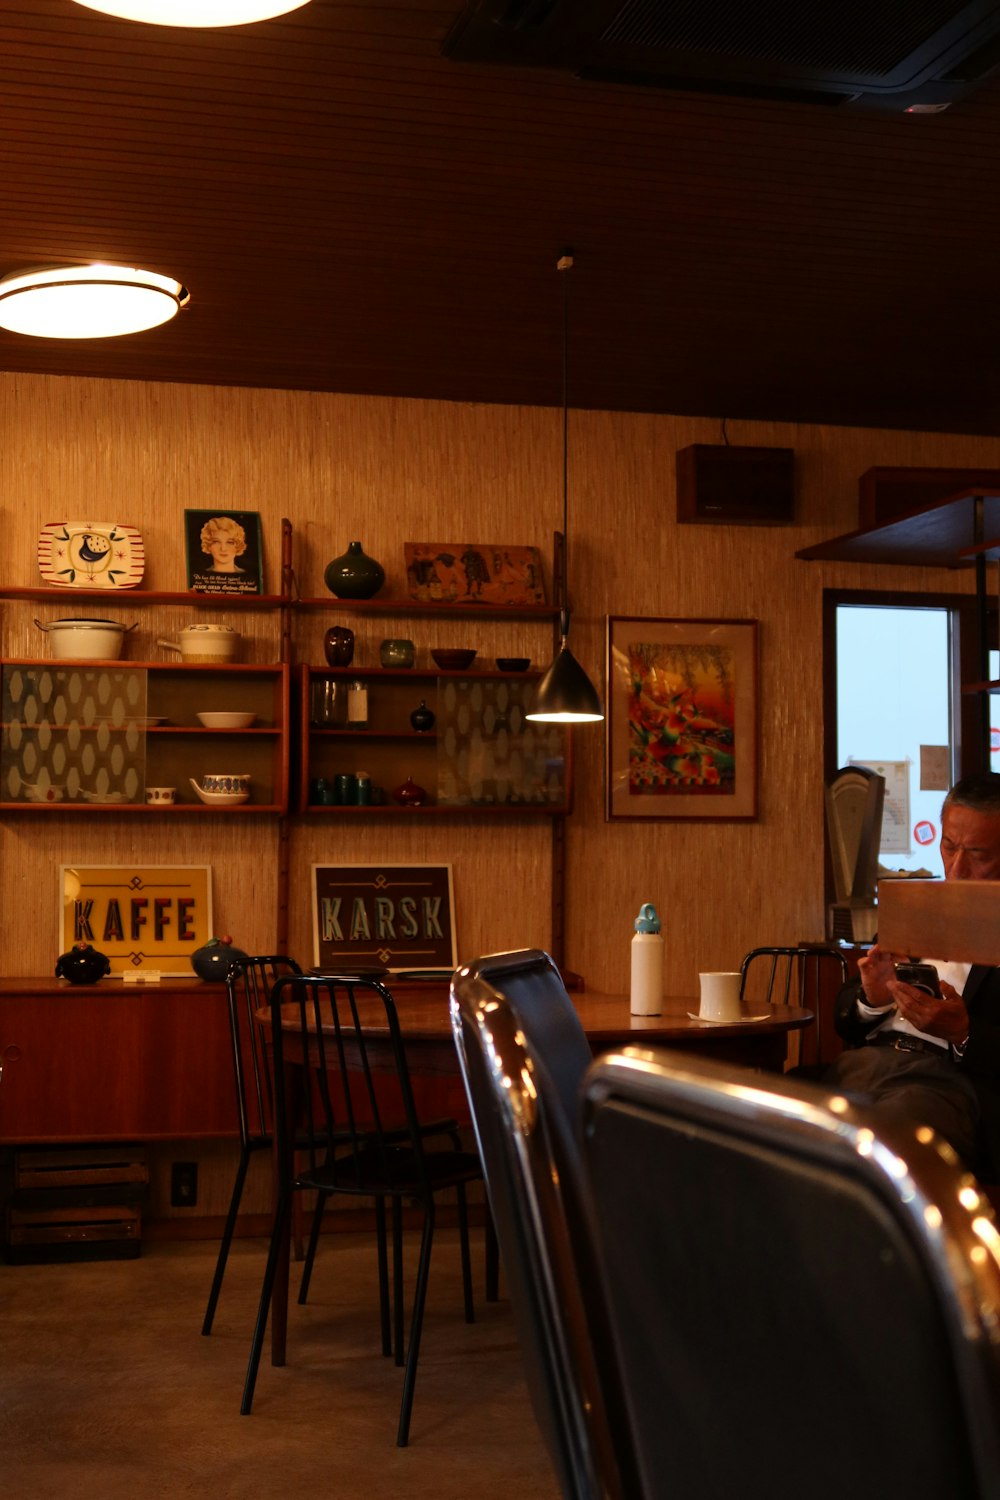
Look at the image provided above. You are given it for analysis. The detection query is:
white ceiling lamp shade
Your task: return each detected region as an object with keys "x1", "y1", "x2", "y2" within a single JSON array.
[
  {"x1": 0, "y1": 265, "x2": 190, "y2": 340},
  {"x1": 70, "y1": 0, "x2": 312, "y2": 25},
  {"x1": 527, "y1": 253, "x2": 604, "y2": 726}
]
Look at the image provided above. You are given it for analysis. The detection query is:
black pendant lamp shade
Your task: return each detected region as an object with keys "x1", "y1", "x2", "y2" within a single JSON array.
[
  {"x1": 528, "y1": 613, "x2": 604, "y2": 723},
  {"x1": 527, "y1": 254, "x2": 604, "y2": 725}
]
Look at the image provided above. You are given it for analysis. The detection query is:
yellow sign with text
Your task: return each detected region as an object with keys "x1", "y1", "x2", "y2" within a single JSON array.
[{"x1": 60, "y1": 865, "x2": 213, "y2": 977}]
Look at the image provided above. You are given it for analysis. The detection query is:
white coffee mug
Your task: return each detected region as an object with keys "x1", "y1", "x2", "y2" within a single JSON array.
[
  {"x1": 698, "y1": 971, "x2": 742, "y2": 1021},
  {"x1": 146, "y1": 786, "x2": 176, "y2": 806}
]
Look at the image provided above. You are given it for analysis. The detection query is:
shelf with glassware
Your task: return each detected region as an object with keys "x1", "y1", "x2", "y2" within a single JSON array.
[
  {"x1": 298, "y1": 664, "x2": 572, "y2": 815},
  {"x1": 0, "y1": 660, "x2": 290, "y2": 812}
]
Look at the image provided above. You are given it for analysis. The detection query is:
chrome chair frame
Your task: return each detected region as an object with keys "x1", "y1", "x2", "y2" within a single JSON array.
[
  {"x1": 740, "y1": 944, "x2": 849, "y2": 1073},
  {"x1": 583, "y1": 1046, "x2": 1000, "y2": 1500},
  {"x1": 450, "y1": 948, "x2": 637, "y2": 1500}
]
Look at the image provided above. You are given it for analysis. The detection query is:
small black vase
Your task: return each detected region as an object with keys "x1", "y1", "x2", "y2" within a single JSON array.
[
  {"x1": 55, "y1": 943, "x2": 111, "y2": 985},
  {"x1": 324, "y1": 541, "x2": 386, "y2": 600},
  {"x1": 410, "y1": 699, "x2": 436, "y2": 732}
]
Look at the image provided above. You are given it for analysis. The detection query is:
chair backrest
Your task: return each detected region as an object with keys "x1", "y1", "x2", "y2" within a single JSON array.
[
  {"x1": 582, "y1": 1046, "x2": 1000, "y2": 1500},
  {"x1": 450, "y1": 949, "x2": 635, "y2": 1500},
  {"x1": 740, "y1": 945, "x2": 849, "y2": 1071},
  {"x1": 268, "y1": 971, "x2": 429, "y2": 1182},
  {"x1": 225, "y1": 954, "x2": 302, "y2": 1146}
]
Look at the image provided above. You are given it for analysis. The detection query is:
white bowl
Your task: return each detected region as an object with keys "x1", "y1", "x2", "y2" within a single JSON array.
[{"x1": 196, "y1": 711, "x2": 257, "y2": 729}]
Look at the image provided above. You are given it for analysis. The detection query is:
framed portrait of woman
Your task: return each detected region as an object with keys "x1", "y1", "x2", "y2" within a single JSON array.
[{"x1": 184, "y1": 509, "x2": 264, "y2": 595}]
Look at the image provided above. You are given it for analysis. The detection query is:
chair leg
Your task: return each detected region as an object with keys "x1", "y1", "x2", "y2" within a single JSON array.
[
  {"x1": 396, "y1": 1201, "x2": 435, "y2": 1448},
  {"x1": 241, "y1": 1186, "x2": 291, "y2": 1416},
  {"x1": 393, "y1": 1196, "x2": 405, "y2": 1367},
  {"x1": 456, "y1": 1183, "x2": 474, "y2": 1323},
  {"x1": 375, "y1": 1197, "x2": 392, "y2": 1356},
  {"x1": 485, "y1": 1203, "x2": 499, "y2": 1303},
  {"x1": 297, "y1": 1192, "x2": 326, "y2": 1305},
  {"x1": 202, "y1": 1146, "x2": 251, "y2": 1336}
]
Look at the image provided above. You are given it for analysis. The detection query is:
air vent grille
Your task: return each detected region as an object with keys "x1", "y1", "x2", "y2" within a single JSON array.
[{"x1": 601, "y1": 0, "x2": 974, "y2": 78}]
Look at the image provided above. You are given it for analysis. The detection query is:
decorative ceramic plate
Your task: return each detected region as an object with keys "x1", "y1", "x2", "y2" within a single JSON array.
[{"x1": 38, "y1": 521, "x2": 145, "y2": 589}]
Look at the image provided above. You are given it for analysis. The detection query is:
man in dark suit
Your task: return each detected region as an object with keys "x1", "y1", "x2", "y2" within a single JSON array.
[{"x1": 830, "y1": 772, "x2": 1000, "y2": 1181}]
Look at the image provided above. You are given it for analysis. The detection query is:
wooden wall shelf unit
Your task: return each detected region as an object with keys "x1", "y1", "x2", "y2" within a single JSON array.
[
  {"x1": 0, "y1": 660, "x2": 291, "y2": 812},
  {"x1": 797, "y1": 485, "x2": 1000, "y2": 758}
]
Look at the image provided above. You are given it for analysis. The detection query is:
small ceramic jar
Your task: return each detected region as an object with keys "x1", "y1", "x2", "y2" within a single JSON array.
[
  {"x1": 55, "y1": 942, "x2": 111, "y2": 985},
  {"x1": 410, "y1": 699, "x2": 435, "y2": 732},
  {"x1": 380, "y1": 638, "x2": 415, "y2": 669}
]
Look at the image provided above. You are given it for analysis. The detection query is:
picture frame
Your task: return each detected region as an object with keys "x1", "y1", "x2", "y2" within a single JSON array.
[
  {"x1": 312, "y1": 863, "x2": 457, "y2": 974},
  {"x1": 605, "y1": 616, "x2": 759, "y2": 822},
  {"x1": 59, "y1": 864, "x2": 213, "y2": 977},
  {"x1": 184, "y1": 508, "x2": 264, "y2": 595},
  {"x1": 403, "y1": 542, "x2": 546, "y2": 606}
]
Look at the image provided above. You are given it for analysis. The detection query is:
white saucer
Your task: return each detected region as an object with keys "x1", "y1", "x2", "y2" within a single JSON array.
[{"x1": 687, "y1": 1010, "x2": 771, "y2": 1025}]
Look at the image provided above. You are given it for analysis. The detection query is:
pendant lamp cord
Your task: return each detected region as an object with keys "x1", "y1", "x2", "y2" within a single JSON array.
[{"x1": 557, "y1": 252, "x2": 573, "y2": 638}]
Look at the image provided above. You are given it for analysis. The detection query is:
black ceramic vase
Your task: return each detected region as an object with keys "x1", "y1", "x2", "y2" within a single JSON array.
[
  {"x1": 410, "y1": 699, "x2": 436, "y2": 732},
  {"x1": 55, "y1": 942, "x2": 111, "y2": 984},
  {"x1": 324, "y1": 541, "x2": 386, "y2": 600},
  {"x1": 323, "y1": 625, "x2": 355, "y2": 666},
  {"x1": 191, "y1": 935, "x2": 251, "y2": 981}
]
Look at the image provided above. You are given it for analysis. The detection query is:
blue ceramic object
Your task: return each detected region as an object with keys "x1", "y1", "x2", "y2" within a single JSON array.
[
  {"x1": 55, "y1": 942, "x2": 111, "y2": 984},
  {"x1": 191, "y1": 935, "x2": 251, "y2": 981},
  {"x1": 410, "y1": 699, "x2": 436, "y2": 732},
  {"x1": 324, "y1": 541, "x2": 386, "y2": 600}
]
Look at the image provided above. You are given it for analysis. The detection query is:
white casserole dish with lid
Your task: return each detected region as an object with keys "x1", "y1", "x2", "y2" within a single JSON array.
[{"x1": 34, "y1": 617, "x2": 134, "y2": 660}]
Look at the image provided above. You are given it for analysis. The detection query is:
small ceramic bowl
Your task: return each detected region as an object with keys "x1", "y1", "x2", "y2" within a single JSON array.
[
  {"x1": 495, "y1": 657, "x2": 531, "y2": 672},
  {"x1": 196, "y1": 711, "x2": 257, "y2": 729},
  {"x1": 431, "y1": 648, "x2": 477, "y2": 670}
]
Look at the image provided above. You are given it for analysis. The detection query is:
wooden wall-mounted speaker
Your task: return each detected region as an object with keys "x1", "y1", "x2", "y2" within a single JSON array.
[{"x1": 676, "y1": 444, "x2": 795, "y2": 526}]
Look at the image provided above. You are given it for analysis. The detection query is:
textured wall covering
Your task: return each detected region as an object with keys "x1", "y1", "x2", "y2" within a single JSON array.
[{"x1": 2, "y1": 370, "x2": 998, "y2": 997}]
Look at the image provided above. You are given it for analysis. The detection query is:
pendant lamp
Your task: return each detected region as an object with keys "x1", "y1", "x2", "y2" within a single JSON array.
[
  {"x1": 527, "y1": 254, "x2": 604, "y2": 725},
  {"x1": 0, "y1": 264, "x2": 189, "y2": 339},
  {"x1": 71, "y1": 0, "x2": 311, "y2": 23}
]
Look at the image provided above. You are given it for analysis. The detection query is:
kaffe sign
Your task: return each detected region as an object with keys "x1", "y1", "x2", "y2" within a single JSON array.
[
  {"x1": 59, "y1": 865, "x2": 213, "y2": 977},
  {"x1": 312, "y1": 863, "x2": 456, "y2": 973}
]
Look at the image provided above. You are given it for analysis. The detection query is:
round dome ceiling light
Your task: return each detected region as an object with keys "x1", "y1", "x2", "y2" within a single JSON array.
[
  {"x1": 71, "y1": 0, "x2": 312, "y2": 24},
  {"x1": 0, "y1": 264, "x2": 190, "y2": 340}
]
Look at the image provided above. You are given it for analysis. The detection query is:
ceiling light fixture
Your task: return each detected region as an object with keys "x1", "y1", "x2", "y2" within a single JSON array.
[
  {"x1": 71, "y1": 0, "x2": 311, "y2": 25},
  {"x1": 527, "y1": 253, "x2": 604, "y2": 725},
  {"x1": 0, "y1": 264, "x2": 190, "y2": 339}
]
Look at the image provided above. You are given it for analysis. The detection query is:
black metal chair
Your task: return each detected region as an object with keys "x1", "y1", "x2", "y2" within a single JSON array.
[
  {"x1": 450, "y1": 948, "x2": 638, "y2": 1500},
  {"x1": 583, "y1": 1046, "x2": 1000, "y2": 1500},
  {"x1": 740, "y1": 944, "x2": 849, "y2": 1074},
  {"x1": 202, "y1": 953, "x2": 306, "y2": 1336},
  {"x1": 241, "y1": 971, "x2": 485, "y2": 1446}
]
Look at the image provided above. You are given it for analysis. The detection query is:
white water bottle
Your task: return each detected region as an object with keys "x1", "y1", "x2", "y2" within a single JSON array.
[{"x1": 630, "y1": 903, "x2": 663, "y2": 1016}]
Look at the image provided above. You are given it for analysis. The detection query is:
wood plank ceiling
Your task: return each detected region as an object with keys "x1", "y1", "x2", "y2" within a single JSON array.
[{"x1": 2, "y1": 0, "x2": 1000, "y2": 433}]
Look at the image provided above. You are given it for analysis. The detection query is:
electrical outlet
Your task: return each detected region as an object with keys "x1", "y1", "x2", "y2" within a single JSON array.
[{"x1": 170, "y1": 1161, "x2": 198, "y2": 1208}]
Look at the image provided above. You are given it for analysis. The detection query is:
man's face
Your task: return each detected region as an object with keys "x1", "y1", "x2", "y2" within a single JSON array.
[{"x1": 940, "y1": 802, "x2": 1000, "y2": 880}]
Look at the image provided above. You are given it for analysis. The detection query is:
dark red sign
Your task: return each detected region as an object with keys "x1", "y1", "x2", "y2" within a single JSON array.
[{"x1": 913, "y1": 820, "x2": 936, "y2": 846}]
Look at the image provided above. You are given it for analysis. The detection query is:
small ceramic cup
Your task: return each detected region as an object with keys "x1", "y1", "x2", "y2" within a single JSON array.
[
  {"x1": 145, "y1": 786, "x2": 176, "y2": 806},
  {"x1": 698, "y1": 971, "x2": 742, "y2": 1022}
]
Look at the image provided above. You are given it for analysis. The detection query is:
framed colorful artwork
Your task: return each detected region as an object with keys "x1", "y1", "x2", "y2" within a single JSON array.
[
  {"x1": 403, "y1": 542, "x2": 546, "y2": 606},
  {"x1": 312, "y1": 863, "x2": 456, "y2": 975},
  {"x1": 59, "y1": 864, "x2": 213, "y2": 976},
  {"x1": 184, "y1": 509, "x2": 264, "y2": 595},
  {"x1": 605, "y1": 616, "x2": 759, "y2": 822}
]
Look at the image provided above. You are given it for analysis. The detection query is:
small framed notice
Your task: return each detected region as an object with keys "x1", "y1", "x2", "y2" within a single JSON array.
[
  {"x1": 184, "y1": 509, "x2": 264, "y2": 595},
  {"x1": 312, "y1": 863, "x2": 456, "y2": 974},
  {"x1": 59, "y1": 865, "x2": 213, "y2": 977}
]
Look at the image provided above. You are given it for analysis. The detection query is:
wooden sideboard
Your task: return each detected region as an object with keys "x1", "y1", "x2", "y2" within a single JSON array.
[{"x1": 0, "y1": 978, "x2": 235, "y2": 1143}]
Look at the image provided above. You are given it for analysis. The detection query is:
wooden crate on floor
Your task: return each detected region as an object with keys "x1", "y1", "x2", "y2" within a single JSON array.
[{"x1": 5, "y1": 1146, "x2": 147, "y2": 1263}]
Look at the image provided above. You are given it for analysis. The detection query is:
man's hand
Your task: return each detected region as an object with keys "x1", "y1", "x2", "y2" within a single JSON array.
[
  {"x1": 856, "y1": 945, "x2": 903, "y2": 1008},
  {"x1": 886, "y1": 976, "x2": 970, "y2": 1045}
]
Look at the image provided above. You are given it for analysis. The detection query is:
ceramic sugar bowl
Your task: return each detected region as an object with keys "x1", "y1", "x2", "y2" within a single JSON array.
[
  {"x1": 56, "y1": 942, "x2": 111, "y2": 985},
  {"x1": 191, "y1": 935, "x2": 251, "y2": 981}
]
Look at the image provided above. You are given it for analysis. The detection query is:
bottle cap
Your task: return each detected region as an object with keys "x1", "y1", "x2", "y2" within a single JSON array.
[{"x1": 634, "y1": 903, "x2": 661, "y2": 934}]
